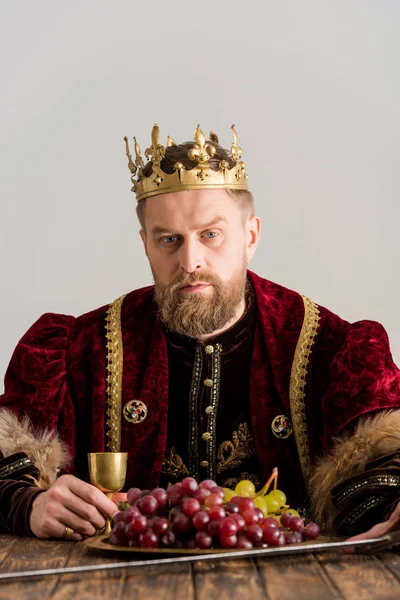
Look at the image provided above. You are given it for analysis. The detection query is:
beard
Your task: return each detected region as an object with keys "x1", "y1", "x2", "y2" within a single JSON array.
[{"x1": 152, "y1": 261, "x2": 248, "y2": 338}]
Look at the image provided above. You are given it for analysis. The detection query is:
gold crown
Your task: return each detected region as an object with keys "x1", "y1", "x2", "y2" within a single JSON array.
[{"x1": 124, "y1": 124, "x2": 249, "y2": 202}]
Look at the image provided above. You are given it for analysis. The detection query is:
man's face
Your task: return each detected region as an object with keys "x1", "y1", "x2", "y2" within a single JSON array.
[{"x1": 140, "y1": 189, "x2": 260, "y2": 337}]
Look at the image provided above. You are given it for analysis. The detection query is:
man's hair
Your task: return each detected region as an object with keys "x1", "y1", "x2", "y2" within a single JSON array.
[{"x1": 136, "y1": 141, "x2": 254, "y2": 229}]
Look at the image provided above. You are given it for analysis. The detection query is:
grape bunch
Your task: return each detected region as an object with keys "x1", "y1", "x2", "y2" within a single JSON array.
[{"x1": 109, "y1": 474, "x2": 321, "y2": 550}]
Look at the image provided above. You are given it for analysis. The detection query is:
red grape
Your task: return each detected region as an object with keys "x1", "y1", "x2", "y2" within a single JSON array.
[
  {"x1": 208, "y1": 506, "x2": 226, "y2": 521},
  {"x1": 239, "y1": 497, "x2": 255, "y2": 512},
  {"x1": 290, "y1": 517, "x2": 304, "y2": 532},
  {"x1": 199, "y1": 479, "x2": 217, "y2": 490},
  {"x1": 262, "y1": 526, "x2": 281, "y2": 545},
  {"x1": 230, "y1": 513, "x2": 246, "y2": 531},
  {"x1": 303, "y1": 522, "x2": 320, "y2": 540},
  {"x1": 173, "y1": 512, "x2": 192, "y2": 533},
  {"x1": 254, "y1": 508, "x2": 264, "y2": 521},
  {"x1": 161, "y1": 531, "x2": 176, "y2": 547},
  {"x1": 220, "y1": 517, "x2": 238, "y2": 537},
  {"x1": 152, "y1": 517, "x2": 169, "y2": 535},
  {"x1": 209, "y1": 486, "x2": 225, "y2": 499},
  {"x1": 109, "y1": 531, "x2": 125, "y2": 546},
  {"x1": 204, "y1": 493, "x2": 224, "y2": 508},
  {"x1": 230, "y1": 496, "x2": 244, "y2": 507},
  {"x1": 280, "y1": 512, "x2": 294, "y2": 528},
  {"x1": 236, "y1": 534, "x2": 253, "y2": 549},
  {"x1": 167, "y1": 483, "x2": 184, "y2": 505},
  {"x1": 242, "y1": 509, "x2": 260, "y2": 526},
  {"x1": 195, "y1": 531, "x2": 213, "y2": 549},
  {"x1": 246, "y1": 524, "x2": 263, "y2": 543},
  {"x1": 123, "y1": 506, "x2": 141, "y2": 523},
  {"x1": 283, "y1": 531, "x2": 300, "y2": 544},
  {"x1": 140, "y1": 530, "x2": 159, "y2": 548},
  {"x1": 152, "y1": 488, "x2": 168, "y2": 508},
  {"x1": 137, "y1": 495, "x2": 158, "y2": 515},
  {"x1": 131, "y1": 515, "x2": 147, "y2": 533},
  {"x1": 262, "y1": 517, "x2": 279, "y2": 529},
  {"x1": 112, "y1": 520, "x2": 127, "y2": 540},
  {"x1": 112, "y1": 512, "x2": 125, "y2": 525},
  {"x1": 127, "y1": 487, "x2": 142, "y2": 505},
  {"x1": 181, "y1": 477, "x2": 199, "y2": 494},
  {"x1": 207, "y1": 519, "x2": 221, "y2": 536},
  {"x1": 225, "y1": 503, "x2": 240, "y2": 514},
  {"x1": 193, "y1": 510, "x2": 210, "y2": 530},
  {"x1": 182, "y1": 498, "x2": 201, "y2": 517},
  {"x1": 220, "y1": 533, "x2": 237, "y2": 548},
  {"x1": 276, "y1": 533, "x2": 286, "y2": 546},
  {"x1": 193, "y1": 488, "x2": 211, "y2": 503}
]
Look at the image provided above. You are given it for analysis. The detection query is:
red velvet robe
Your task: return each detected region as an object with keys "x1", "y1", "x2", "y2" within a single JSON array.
[{"x1": 1, "y1": 272, "x2": 399, "y2": 508}]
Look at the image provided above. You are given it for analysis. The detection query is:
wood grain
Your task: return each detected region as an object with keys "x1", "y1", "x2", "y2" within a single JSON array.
[
  {"x1": 378, "y1": 551, "x2": 400, "y2": 583},
  {"x1": 256, "y1": 554, "x2": 339, "y2": 600},
  {"x1": 1, "y1": 534, "x2": 400, "y2": 600},
  {"x1": 317, "y1": 551, "x2": 400, "y2": 600},
  {"x1": 0, "y1": 535, "x2": 20, "y2": 567},
  {"x1": 193, "y1": 559, "x2": 266, "y2": 600},
  {"x1": 0, "y1": 538, "x2": 74, "y2": 600}
]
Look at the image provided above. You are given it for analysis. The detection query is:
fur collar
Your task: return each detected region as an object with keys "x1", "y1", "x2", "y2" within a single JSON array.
[
  {"x1": 310, "y1": 410, "x2": 400, "y2": 528},
  {"x1": 0, "y1": 408, "x2": 69, "y2": 488}
]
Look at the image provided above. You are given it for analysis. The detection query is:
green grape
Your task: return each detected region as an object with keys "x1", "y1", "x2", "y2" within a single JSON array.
[
  {"x1": 253, "y1": 496, "x2": 268, "y2": 516},
  {"x1": 264, "y1": 495, "x2": 280, "y2": 513},
  {"x1": 285, "y1": 508, "x2": 300, "y2": 518},
  {"x1": 223, "y1": 488, "x2": 236, "y2": 502},
  {"x1": 268, "y1": 489, "x2": 287, "y2": 507},
  {"x1": 235, "y1": 480, "x2": 256, "y2": 498}
]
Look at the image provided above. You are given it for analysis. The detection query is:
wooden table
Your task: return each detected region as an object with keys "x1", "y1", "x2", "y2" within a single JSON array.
[{"x1": 1, "y1": 534, "x2": 400, "y2": 599}]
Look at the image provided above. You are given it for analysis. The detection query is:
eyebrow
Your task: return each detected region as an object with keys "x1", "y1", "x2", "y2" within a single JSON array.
[{"x1": 150, "y1": 216, "x2": 228, "y2": 237}]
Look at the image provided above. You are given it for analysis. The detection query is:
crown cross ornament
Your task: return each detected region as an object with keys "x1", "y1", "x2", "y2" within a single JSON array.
[{"x1": 124, "y1": 124, "x2": 249, "y2": 201}]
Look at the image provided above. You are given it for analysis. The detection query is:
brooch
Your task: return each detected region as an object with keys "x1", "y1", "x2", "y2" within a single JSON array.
[
  {"x1": 123, "y1": 400, "x2": 148, "y2": 424},
  {"x1": 271, "y1": 415, "x2": 293, "y2": 439}
]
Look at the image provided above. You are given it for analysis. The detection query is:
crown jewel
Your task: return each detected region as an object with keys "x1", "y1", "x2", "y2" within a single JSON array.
[{"x1": 124, "y1": 124, "x2": 249, "y2": 202}]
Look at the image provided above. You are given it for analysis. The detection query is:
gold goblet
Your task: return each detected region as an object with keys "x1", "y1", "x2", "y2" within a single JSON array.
[{"x1": 88, "y1": 452, "x2": 128, "y2": 536}]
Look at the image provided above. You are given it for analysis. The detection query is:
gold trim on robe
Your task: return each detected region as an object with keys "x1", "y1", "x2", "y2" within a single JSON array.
[
  {"x1": 105, "y1": 295, "x2": 125, "y2": 452},
  {"x1": 289, "y1": 295, "x2": 320, "y2": 489}
]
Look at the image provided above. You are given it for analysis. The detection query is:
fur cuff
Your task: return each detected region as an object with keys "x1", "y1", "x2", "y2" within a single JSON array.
[
  {"x1": 310, "y1": 410, "x2": 400, "y2": 528},
  {"x1": 0, "y1": 408, "x2": 70, "y2": 489}
]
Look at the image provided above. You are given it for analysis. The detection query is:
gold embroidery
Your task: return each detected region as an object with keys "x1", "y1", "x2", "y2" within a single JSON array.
[
  {"x1": 222, "y1": 472, "x2": 261, "y2": 490},
  {"x1": 188, "y1": 345, "x2": 203, "y2": 479},
  {"x1": 289, "y1": 295, "x2": 320, "y2": 490},
  {"x1": 162, "y1": 447, "x2": 190, "y2": 479},
  {"x1": 0, "y1": 457, "x2": 34, "y2": 479},
  {"x1": 339, "y1": 494, "x2": 387, "y2": 528},
  {"x1": 217, "y1": 423, "x2": 256, "y2": 474},
  {"x1": 105, "y1": 295, "x2": 126, "y2": 452},
  {"x1": 334, "y1": 475, "x2": 400, "y2": 507},
  {"x1": 205, "y1": 343, "x2": 222, "y2": 480}
]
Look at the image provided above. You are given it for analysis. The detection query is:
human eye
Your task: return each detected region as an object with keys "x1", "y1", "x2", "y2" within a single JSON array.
[
  {"x1": 160, "y1": 235, "x2": 180, "y2": 246},
  {"x1": 202, "y1": 231, "x2": 219, "y2": 239}
]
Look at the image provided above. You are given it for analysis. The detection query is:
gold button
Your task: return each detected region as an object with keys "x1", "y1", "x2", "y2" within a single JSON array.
[
  {"x1": 205, "y1": 345, "x2": 214, "y2": 354},
  {"x1": 202, "y1": 432, "x2": 211, "y2": 441},
  {"x1": 204, "y1": 379, "x2": 213, "y2": 388},
  {"x1": 200, "y1": 460, "x2": 209, "y2": 468},
  {"x1": 205, "y1": 406, "x2": 214, "y2": 414}
]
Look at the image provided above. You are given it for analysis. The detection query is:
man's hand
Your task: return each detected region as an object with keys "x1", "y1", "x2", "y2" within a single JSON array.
[
  {"x1": 30, "y1": 474, "x2": 118, "y2": 540},
  {"x1": 346, "y1": 500, "x2": 400, "y2": 543}
]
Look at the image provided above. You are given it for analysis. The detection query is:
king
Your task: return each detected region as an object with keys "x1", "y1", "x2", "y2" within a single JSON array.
[{"x1": 1, "y1": 124, "x2": 400, "y2": 543}]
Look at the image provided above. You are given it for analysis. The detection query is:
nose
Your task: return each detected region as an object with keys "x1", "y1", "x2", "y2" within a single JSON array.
[{"x1": 178, "y1": 237, "x2": 206, "y2": 274}]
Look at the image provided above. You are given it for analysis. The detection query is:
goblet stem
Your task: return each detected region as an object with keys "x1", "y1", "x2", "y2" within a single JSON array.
[{"x1": 104, "y1": 492, "x2": 114, "y2": 535}]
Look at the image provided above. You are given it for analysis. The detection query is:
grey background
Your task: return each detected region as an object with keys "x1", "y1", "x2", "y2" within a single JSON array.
[{"x1": 1, "y1": 0, "x2": 399, "y2": 392}]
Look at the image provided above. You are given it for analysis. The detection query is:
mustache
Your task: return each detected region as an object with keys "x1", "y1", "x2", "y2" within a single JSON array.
[{"x1": 165, "y1": 271, "x2": 219, "y2": 294}]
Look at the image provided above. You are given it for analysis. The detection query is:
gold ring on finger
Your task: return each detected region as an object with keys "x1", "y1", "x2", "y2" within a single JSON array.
[{"x1": 62, "y1": 525, "x2": 75, "y2": 540}]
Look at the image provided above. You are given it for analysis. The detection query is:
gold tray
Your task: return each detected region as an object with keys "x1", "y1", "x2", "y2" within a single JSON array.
[{"x1": 84, "y1": 533, "x2": 333, "y2": 555}]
